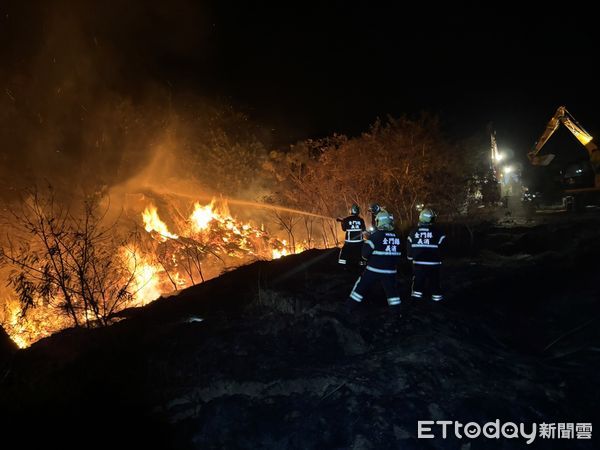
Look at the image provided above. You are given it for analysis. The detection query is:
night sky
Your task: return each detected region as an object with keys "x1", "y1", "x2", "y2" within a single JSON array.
[{"x1": 1, "y1": 0, "x2": 598, "y2": 157}]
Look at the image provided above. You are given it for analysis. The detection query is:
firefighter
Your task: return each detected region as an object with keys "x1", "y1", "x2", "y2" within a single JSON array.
[
  {"x1": 347, "y1": 209, "x2": 401, "y2": 313},
  {"x1": 337, "y1": 203, "x2": 366, "y2": 269},
  {"x1": 407, "y1": 208, "x2": 446, "y2": 301},
  {"x1": 367, "y1": 203, "x2": 381, "y2": 233}
]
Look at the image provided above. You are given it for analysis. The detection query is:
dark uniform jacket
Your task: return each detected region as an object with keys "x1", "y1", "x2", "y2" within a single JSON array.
[
  {"x1": 407, "y1": 224, "x2": 446, "y2": 265},
  {"x1": 363, "y1": 230, "x2": 402, "y2": 273},
  {"x1": 341, "y1": 215, "x2": 366, "y2": 243}
]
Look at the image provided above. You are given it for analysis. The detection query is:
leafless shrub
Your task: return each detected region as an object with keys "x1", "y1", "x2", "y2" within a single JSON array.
[{"x1": 0, "y1": 186, "x2": 136, "y2": 328}]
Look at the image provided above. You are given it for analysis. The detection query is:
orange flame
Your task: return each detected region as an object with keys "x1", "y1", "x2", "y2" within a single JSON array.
[
  {"x1": 142, "y1": 205, "x2": 178, "y2": 239},
  {"x1": 2, "y1": 197, "x2": 320, "y2": 347},
  {"x1": 120, "y1": 247, "x2": 163, "y2": 306},
  {"x1": 190, "y1": 201, "x2": 216, "y2": 232},
  {"x1": 2, "y1": 296, "x2": 86, "y2": 348},
  {"x1": 271, "y1": 247, "x2": 288, "y2": 259}
]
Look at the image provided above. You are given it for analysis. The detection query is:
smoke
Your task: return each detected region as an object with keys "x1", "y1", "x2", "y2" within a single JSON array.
[{"x1": 0, "y1": 0, "x2": 267, "y2": 203}]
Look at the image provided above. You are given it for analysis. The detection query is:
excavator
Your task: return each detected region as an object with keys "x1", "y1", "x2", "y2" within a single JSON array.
[{"x1": 527, "y1": 106, "x2": 600, "y2": 211}]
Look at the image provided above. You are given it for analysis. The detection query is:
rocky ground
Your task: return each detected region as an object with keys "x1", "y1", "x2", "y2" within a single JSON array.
[{"x1": 1, "y1": 212, "x2": 599, "y2": 449}]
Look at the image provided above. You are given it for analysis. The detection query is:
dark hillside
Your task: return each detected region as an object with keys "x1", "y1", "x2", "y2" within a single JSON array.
[{"x1": 1, "y1": 216, "x2": 599, "y2": 449}]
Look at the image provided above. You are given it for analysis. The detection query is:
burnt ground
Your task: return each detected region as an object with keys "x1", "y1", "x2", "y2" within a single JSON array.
[{"x1": 1, "y1": 213, "x2": 599, "y2": 449}]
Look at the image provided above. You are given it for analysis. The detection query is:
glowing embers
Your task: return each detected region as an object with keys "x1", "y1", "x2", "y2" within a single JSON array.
[
  {"x1": 2, "y1": 299, "x2": 70, "y2": 348},
  {"x1": 272, "y1": 247, "x2": 289, "y2": 259},
  {"x1": 271, "y1": 240, "x2": 308, "y2": 259}
]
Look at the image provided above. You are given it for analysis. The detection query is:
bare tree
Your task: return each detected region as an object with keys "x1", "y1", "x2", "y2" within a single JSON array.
[
  {"x1": 262, "y1": 114, "x2": 477, "y2": 227},
  {"x1": 0, "y1": 187, "x2": 136, "y2": 329},
  {"x1": 272, "y1": 211, "x2": 300, "y2": 253}
]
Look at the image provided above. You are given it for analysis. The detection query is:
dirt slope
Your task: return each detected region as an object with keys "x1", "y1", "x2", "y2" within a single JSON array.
[{"x1": 1, "y1": 215, "x2": 599, "y2": 449}]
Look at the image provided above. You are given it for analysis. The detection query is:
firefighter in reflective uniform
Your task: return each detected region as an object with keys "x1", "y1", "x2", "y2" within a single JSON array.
[
  {"x1": 407, "y1": 208, "x2": 446, "y2": 301},
  {"x1": 367, "y1": 203, "x2": 381, "y2": 233},
  {"x1": 337, "y1": 203, "x2": 366, "y2": 268},
  {"x1": 347, "y1": 210, "x2": 401, "y2": 312}
]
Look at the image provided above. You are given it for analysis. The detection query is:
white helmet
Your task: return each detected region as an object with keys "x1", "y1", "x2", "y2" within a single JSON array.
[
  {"x1": 419, "y1": 208, "x2": 436, "y2": 224},
  {"x1": 375, "y1": 210, "x2": 394, "y2": 231}
]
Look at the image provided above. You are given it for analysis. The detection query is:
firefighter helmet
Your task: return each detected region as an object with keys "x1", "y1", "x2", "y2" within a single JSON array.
[
  {"x1": 350, "y1": 203, "x2": 360, "y2": 215},
  {"x1": 418, "y1": 208, "x2": 436, "y2": 224},
  {"x1": 375, "y1": 210, "x2": 394, "y2": 231},
  {"x1": 368, "y1": 203, "x2": 381, "y2": 214}
]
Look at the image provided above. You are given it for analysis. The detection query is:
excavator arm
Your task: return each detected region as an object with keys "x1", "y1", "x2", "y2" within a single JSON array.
[
  {"x1": 561, "y1": 112, "x2": 597, "y2": 152},
  {"x1": 528, "y1": 106, "x2": 598, "y2": 166}
]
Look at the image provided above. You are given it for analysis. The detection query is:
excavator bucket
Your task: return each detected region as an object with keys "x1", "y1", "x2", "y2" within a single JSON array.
[{"x1": 529, "y1": 153, "x2": 555, "y2": 166}]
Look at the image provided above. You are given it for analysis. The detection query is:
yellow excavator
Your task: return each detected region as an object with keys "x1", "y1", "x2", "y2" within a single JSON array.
[{"x1": 527, "y1": 106, "x2": 600, "y2": 210}]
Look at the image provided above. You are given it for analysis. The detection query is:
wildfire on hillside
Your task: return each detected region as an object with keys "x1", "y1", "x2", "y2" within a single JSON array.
[
  {"x1": 1, "y1": 197, "x2": 310, "y2": 348},
  {"x1": 131, "y1": 198, "x2": 300, "y2": 304}
]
